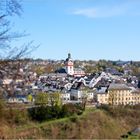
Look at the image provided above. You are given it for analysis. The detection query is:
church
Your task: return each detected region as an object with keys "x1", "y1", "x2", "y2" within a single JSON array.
[{"x1": 64, "y1": 53, "x2": 85, "y2": 77}]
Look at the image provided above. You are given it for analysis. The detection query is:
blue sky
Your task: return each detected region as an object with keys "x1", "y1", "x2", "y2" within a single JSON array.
[{"x1": 11, "y1": 0, "x2": 140, "y2": 60}]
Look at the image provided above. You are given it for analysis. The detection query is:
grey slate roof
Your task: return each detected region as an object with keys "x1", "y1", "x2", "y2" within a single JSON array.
[
  {"x1": 108, "y1": 83, "x2": 131, "y2": 90},
  {"x1": 96, "y1": 87, "x2": 107, "y2": 94}
]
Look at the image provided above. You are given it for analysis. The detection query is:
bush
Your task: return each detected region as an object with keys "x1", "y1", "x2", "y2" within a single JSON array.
[
  {"x1": 121, "y1": 135, "x2": 128, "y2": 138},
  {"x1": 128, "y1": 131, "x2": 132, "y2": 135},
  {"x1": 51, "y1": 105, "x2": 62, "y2": 119},
  {"x1": 14, "y1": 110, "x2": 29, "y2": 124},
  {"x1": 29, "y1": 103, "x2": 84, "y2": 122},
  {"x1": 5, "y1": 108, "x2": 29, "y2": 125},
  {"x1": 60, "y1": 103, "x2": 83, "y2": 118},
  {"x1": 69, "y1": 115, "x2": 77, "y2": 122},
  {"x1": 28, "y1": 106, "x2": 53, "y2": 122},
  {"x1": 0, "y1": 99, "x2": 6, "y2": 120}
]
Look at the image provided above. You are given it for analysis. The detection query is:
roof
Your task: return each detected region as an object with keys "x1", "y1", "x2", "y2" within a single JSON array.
[
  {"x1": 108, "y1": 83, "x2": 131, "y2": 90},
  {"x1": 74, "y1": 68, "x2": 84, "y2": 71},
  {"x1": 130, "y1": 87, "x2": 140, "y2": 93},
  {"x1": 71, "y1": 82, "x2": 85, "y2": 90},
  {"x1": 97, "y1": 87, "x2": 107, "y2": 94}
]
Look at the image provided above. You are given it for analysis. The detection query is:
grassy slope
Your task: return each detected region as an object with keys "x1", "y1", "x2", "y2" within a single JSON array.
[{"x1": 2, "y1": 107, "x2": 140, "y2": 139}]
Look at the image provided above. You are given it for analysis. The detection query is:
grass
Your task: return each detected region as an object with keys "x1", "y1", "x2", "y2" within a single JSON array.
[
  {"x1": 15, "y1": 108, "x2": 124, "y2": 139},
  {"x1": 2, "y1": 106, "x2": 140, "y2": 139},
  {"x1": 16, "y1": 107, "x2": 98, "y2": 132}
]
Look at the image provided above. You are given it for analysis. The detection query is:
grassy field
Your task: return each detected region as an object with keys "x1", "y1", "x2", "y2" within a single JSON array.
[{"x1": 1, "y1": 106, "x2": 140, "y2": 139}]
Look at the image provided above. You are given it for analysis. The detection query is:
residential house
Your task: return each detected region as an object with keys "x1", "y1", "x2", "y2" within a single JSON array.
[
  {"x1": 60, "y1": 92, "x2": 70, "y2": 102},
  {"x1": 96, "y1": 87, "x2": 108, "y2": 105},
  {"x1": 70, "y1": 82, "x2": 87, "y2": 101}
]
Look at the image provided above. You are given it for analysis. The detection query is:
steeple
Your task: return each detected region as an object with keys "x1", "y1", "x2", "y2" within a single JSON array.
[
  {"x1": 65, "y1": 53, "x2": 74, "y2": 75},
  {"x1": 68, "y1": 53, "x2": 71, "y2": 59}
]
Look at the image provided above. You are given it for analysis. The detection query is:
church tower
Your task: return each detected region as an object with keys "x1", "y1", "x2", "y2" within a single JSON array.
[{"x1": 65, "y1": 53, "x2": 74, "y2": 75}]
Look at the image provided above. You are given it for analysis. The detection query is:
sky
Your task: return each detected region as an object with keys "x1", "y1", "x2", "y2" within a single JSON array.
[{"x1": 11, "y1": 0, "x2": 140, "y2": 60}]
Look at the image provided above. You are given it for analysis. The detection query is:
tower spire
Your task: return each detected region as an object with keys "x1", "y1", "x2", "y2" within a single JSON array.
[
  {"x1": 68, "y1": 53, "x2": 71, "y2": 59},
  {"x1": 65, "y1": 53, "x2": 74, "y2": 75}
]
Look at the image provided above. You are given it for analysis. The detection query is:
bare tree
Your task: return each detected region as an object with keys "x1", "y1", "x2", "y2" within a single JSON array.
[
  {"x1": 0, "y1": 0, "x2": 38, "y2": 97},
  {"x1": 0, "y1": 0, "x2": 37, "y2": 59}
]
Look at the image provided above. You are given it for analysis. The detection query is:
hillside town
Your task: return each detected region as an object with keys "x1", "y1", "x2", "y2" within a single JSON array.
[
  {"x1": 1, "y1": 53, "x2": 140, "y2": 107},
  {"x1": 1, "y1": 0, "x2": 140, "y2": 139}
]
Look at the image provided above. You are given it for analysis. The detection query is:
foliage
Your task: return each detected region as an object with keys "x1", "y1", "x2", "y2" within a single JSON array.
[
  {"x1": 98, "y1": 104, "x2": 140, "y2": 119},
  {"x1": 0, "y1": 99, "x2": 6, "y2": 119},
  {"x1": 15, "y1": 108, "x2": 126, "y2": 139},
  {"x1": 60, "y1": 103, "x2": 83, "y2": 117},
  {"x1": 3, "y1": 106, "x2": 140, "y2": 139},
  {"x1": 27, "y1": 94, "x2": 33, "y2": 102},
  {"x1": 35, "y1": 93, "x2": 48, "y2": 105},
  {"x1": 2, "y1": 107, "x2": 29, "y2": 125},
  {"x1": 28, "y1": 103, "x2": 84, "y2": 122},
  {"x1": 49, "y1": 92, "x2": 61, "y2": 107},
  {"x1": 35, "y1": 92, "x2": 62, "y2": 107},
  {"x1": 33, "y1": 66, "x2": 46, "y2": 76},
  {"x1": 69, "y1": 114, "x2": 78, "y2": 122},
  {"x1": 28, "y1": 106, "x2": 55, "y2": 122}
]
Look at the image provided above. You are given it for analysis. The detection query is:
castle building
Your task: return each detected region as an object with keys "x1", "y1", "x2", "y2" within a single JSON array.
[{"x1": 65, "y1": 53, "x2": 85, "y2": 77}]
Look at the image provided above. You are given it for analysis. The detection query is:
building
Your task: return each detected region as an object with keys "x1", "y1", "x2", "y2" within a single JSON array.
[
  {"x1": 60, "y1": 92, "x2": 70, "y2": 102},
  {"x1": 96, "y1": 87, "x2": 108, "y2": 105},
  {"x1": 65, "y1": 53, "x2": 74, "y2": 75},
  {"x1": 94, "y1": 83, "x2": 140, "y2": 106},
  {"x1": 70, "y1": 82, "x2": 86, "y2": 101},
  {"x1": 65, "y1": 53, "x2": 85, "y2": 77},
  {"x1": 108, "y1": 83, "x2": 140, "y2": 105}
]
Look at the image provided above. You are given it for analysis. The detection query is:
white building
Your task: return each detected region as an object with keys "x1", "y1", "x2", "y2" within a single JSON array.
[
  {"x1": 60, "y1": 92, "x2": 70, "y2": 102},
  {"x1": 96, "y1": 87, "x2": 109, "y2": 105},
  {"x1": 65, "y1": 53, "x2": 74, "y2": 75},
  {"x1": 65, "y1": 53, "x2": 85, "y2": 77}
]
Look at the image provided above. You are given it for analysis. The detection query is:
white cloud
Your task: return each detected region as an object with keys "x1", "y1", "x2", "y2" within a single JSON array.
[
  {"x1": 72, "y1": 8, "x2": 97, "y2": 18},
  {"x1": 71, "y1": 1, "x2": 140, "y2": 18},
  {"x1": 71, "y1": 6, "x2": 127, "y2": 18}
]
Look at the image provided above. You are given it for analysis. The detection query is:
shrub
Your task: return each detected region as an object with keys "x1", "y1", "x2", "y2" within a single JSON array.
[
  {"x1": 14, "y1": 110, "x2": 28, "y2": 124},
  {"x1": 51, "y1": 105, "x2": 62, "y2": 119},
  {"x1": 4, "y1": 108, "x2": 29, "y2": 125},
  {"x1": 69, "y1": 115, "x2": 77, "y2": 123},
  {"x1": 0, "y1": 98, "x2": 29, "y2": 125},
  {"x1": 29, "y1": 103, "x2": 84, "y2": 122},
  {"x1": 128, "y1": 131, "x2": 132, "y2": 135},
  {"x1": 121, "y1": 135, "x2": 128, "y2": 138},
  {"x1": 60, "y1": 103, "x2": 83, "y2": 118},
  {"x1": 0, "y1": 99, "x2": 6, "y2": 120},
  {"x1": 28, "y1": 106, "x2": 52, "y2": 122}
]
